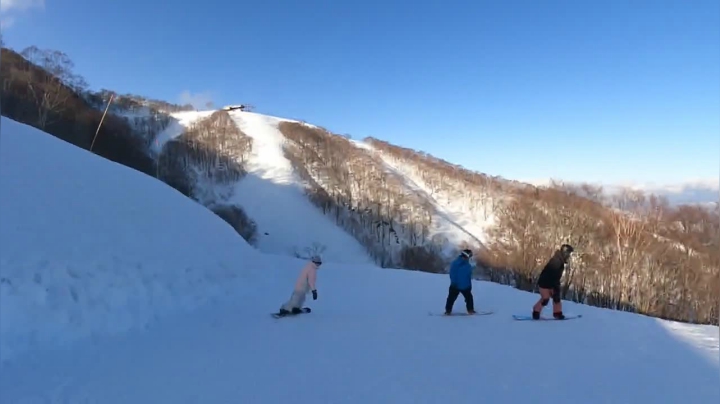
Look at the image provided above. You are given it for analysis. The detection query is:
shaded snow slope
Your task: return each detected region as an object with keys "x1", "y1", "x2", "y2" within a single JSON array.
[
  {"x1": 1, "y1": 265, "x2": 717, "y2": 403},
  {"x1": 0, "y1": 117, "x2": 259, "y2": 363},
  {"x1": 228, "y1": 110, "x2": 372, "y2": 264}
]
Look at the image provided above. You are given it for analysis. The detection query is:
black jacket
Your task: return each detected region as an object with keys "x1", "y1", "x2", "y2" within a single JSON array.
[{"x1": 537, "y1": 250, "x2": 567, "y2": 288}]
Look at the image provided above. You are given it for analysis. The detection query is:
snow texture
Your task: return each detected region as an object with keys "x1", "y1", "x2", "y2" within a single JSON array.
[
  {"x1": 0, "y1": 117, "x2": 718, "y2": 403},
  {"x1": 0, "y1": 117, "x2": 259, "y2": 362}
]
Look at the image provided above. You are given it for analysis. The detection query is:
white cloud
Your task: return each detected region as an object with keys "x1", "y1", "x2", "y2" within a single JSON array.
[
  {"x1": 178, "y1": 90, "x2": 215, "y2": 110},
  {"x1": 0, "y1": 0, "x2": 44, "y2": 31},
  {"x1": 0, "y1": 0, "x2": 45, "y2": 13}
]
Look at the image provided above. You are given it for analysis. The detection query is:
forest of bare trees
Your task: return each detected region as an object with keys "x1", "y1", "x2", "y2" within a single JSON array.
[
  {"x1": 158, "y1": 110, "x2": 258, "y2": 244},
  {"x1": 354, "y1": 140, "x2": 719, "y2": 325},
  {"x1": 483, "y1": 183, "x2": 719, "y2": 324},
  {"x1": 278, "y1": 122, "x2": 455, "y2": 272},
  {"x1": 86, "y1": 90, "x2": 179, "y2": 153},
  {"x1": 85, "y1": 89, "x2": 195, "y2": 114},
  {"x1": 364, "y1": 138, "x2": 513, "y2": 223}
]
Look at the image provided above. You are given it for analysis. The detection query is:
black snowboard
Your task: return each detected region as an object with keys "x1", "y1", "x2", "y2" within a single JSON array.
[{"x1": 271, "y1": 307, "x2": 311, "y2": 318}]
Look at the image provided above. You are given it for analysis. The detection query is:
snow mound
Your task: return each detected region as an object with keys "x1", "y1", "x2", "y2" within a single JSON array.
[
  {"x1": 0, "y1": 117, "x2": 261, "y2": 363},
  {"x1": 228, "y1": 111, "x2": 372, "y2": 264}
]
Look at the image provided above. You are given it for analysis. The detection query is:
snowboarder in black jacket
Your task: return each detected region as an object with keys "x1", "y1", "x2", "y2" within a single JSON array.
[{"x1": 532, "y1": 244, "x2": 574, "y2": 320}]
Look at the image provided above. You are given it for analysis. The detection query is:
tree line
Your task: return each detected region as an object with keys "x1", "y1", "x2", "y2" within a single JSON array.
[
  {"x1": 0, "y1": 44, "x2": 186, "y2": 177},
  {"x1": 356, "y1": 139, "x2": 719, "y2": 325},
  {"x1": 484, "y1": 182, "x2": 718, "y2": 324}
]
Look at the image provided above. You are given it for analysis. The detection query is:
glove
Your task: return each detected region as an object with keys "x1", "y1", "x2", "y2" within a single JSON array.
[{"x1": 312, "y1": 290, "x2": 317, "y2": 300}]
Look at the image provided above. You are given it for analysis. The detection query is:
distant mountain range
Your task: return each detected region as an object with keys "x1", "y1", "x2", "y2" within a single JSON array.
[
  {"x1": 614, "y1": 180, "x2": 718, "y2": 207},
  {"x1": 526, "y1": 178, "x2": 718, "y2": 207}
]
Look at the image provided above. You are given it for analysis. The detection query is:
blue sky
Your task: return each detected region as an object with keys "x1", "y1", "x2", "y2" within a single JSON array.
[{"x1": 2, "y1": 0, "x2": 719, "y2": 186}]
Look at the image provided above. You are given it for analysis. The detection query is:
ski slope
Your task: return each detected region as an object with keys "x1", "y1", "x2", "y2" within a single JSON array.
[
  {"x1": 145, "y1": 108, "x2": 370, "y2": 263},
  {"x1": 227, "y1": 110, "x2": 371, "y2": 264},
  {"x1": 359, "y1": 140, "x2": 495, "y2": 247},
  {"x1": 351, "y1": 139, "x2": 490, "y2": 255},
  {"x1": 0, "y1": 116, "x2": 718, "y2": 403},
  {"x1": 1, "y1": 274, "x2": 718, "y2": 403}
]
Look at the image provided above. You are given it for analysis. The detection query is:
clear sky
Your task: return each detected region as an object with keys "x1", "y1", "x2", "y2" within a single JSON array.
[{"x1": 2, "y1": 0, "x2": 719, "y2": 186}]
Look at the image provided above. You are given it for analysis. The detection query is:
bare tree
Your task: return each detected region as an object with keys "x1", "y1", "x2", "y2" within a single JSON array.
[{"x1": 19, "y1": 46, "x2": 88, "y2": 129}]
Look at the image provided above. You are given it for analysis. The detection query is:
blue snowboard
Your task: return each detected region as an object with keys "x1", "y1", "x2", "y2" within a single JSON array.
[{"x1": 513, "y1": 314, "x2": 582, "y2": 321}]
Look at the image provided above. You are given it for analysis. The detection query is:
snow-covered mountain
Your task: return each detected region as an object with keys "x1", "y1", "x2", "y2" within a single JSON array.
[
  {"x1": 151, "y1": 109, "x2": 499, "y2": 268},
  {"x1": 0, "y1": 116, "x2": 717, "y2": 403},
  {"x1": 121, "y1": 107, "x2": 720, "y2": 329}
]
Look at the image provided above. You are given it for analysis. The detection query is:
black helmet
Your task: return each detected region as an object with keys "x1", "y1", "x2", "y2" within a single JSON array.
[
  {"x1": 560, "y1": 244, "x2": 574, "y2": 254},
  {"x1": 460, "y1": 249, "x2": 473, "y2": 258}
]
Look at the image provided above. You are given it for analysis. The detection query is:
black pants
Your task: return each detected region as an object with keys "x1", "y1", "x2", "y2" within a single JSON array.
[{"x1": 445, "y1": 285, "x2": 474, "y2": 312}]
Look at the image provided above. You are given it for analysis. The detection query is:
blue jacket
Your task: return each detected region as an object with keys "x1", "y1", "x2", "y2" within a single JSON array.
[{"x1": 448, "y1": 256, "x2": 473, "y2": 290}]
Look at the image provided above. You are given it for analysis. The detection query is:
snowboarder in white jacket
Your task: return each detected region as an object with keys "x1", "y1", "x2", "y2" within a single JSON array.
[{"x1": 278, "y1": 255, "x2": 321, "y2": 315}]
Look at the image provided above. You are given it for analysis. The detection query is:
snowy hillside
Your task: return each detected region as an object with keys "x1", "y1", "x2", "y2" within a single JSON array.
[
  {"x1": 357, "y1": 139, "x2": 495, "y2": 246},
  {"x1": 102, "y1": 107, "x2": 718, "y2": 327},
  {"x1": 0, "y1": 116, "x2": 717, "y2": 403},
  {"x1": 151, "y1": 109, "x2": 216, "y2": 155},
  {"x1": 150, "y1": 108, "x2": 496, "y2": 267},
  {"x1": 0, "y1": 117, "x2": 261, "y2": 362},
  {"x1": 150, "y1": 108, "x2": 372, "y2": 264}
]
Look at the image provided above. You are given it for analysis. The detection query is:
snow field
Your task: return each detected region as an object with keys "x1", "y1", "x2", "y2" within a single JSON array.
[{"x1": 1, "y1": 267, "x2": 718, "y2": 403}]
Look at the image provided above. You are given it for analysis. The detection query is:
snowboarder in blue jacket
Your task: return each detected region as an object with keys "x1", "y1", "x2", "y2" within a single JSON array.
[{"x1": 444, "y1": 249, "x2": 475, "y2": 315}]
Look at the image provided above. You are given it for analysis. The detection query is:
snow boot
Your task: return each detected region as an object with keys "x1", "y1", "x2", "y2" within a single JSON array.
[
  {"x1": 532, "y1": 310, "x2": 540, "y2": 320},
  {"x1": 553, "y1": 311, "x2": 565, "y2": 320},
  {"x1": 291, "y1": 307, "x2": 303, "y2": 314}
]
